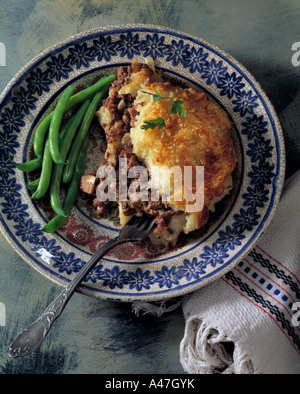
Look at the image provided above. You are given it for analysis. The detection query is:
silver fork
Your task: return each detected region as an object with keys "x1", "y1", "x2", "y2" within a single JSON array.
[{"x1": 9, "y1": 214, "x2": 155, "y2": 358}]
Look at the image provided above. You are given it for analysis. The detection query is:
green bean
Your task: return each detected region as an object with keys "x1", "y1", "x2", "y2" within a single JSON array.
[
  {"x1": 30, "y1": 138, "x2": 56, "y2": 203},
  {"x1": 63, "y1": 88, "x2": 108, "y2": 184},
  {"x1": 49, "y1": 100, "x2": 90, "y2": 216},
  {"x1": 42, "y1": 134, "x2": 89, "y2": 233},
  {"x1": 26, "y1": 178, "x2": 40, "y2": 191},
  {"x1": 13, "y1": 156, "x2": 42, "y2": 172},
  {"x1": 66, "y1": 74, "x2": 115, "y2": 110},
  {"x1": 33, "y1": 114, "x2": 52, "y2": 159},
  {"x1": 20, "y1": 117, "x2": 70, "y2": 192},
  {"x1": 41, "y1": 208, "x2": 67, "y2": 233},
  {"x1": 32, "y1": 101, "x2": 74, "y2": 160},
  {"x1": 49, "y1": 85, "x2": 75, "y2": 164},
  {"x1": 33, "y1": 74, "x2": 115, "y2": 158}
]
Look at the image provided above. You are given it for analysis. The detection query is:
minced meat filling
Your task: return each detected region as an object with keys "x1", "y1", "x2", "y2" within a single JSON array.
[{"x1": 80, "y1": 64, "x2": 182, "y2": 230}]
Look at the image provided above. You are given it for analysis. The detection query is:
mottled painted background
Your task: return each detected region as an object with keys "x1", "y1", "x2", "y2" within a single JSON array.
[{"x1": 0, "y1": 0, "x2": 299, "y2": 374}]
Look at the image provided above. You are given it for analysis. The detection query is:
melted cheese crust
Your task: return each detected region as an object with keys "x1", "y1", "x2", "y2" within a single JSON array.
[
  {"x1": 98, "y1": 60, "x2": 236, "y2": 244},
  {"x1": 129, "y1": 82, "x2": 236, "y2": 236}
]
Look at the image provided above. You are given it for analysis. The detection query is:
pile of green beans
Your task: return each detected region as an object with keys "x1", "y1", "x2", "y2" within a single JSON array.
[{"x1": 14, "y1": 74, "x2": 115, "y2": 233}]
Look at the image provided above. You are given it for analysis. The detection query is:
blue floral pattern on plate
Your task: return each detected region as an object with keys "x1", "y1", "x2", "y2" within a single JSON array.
[{"x1": 0, "y1": 24, "x2": 285, "y2": 301}]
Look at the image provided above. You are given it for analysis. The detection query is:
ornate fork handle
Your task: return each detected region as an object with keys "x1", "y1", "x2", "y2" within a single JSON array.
[
  {"x1": 9, "y1": 237, "x2": 122, "y2": 358},
  {"x1": 9, "y1": 289, "x2": 70, "y2": 358}
]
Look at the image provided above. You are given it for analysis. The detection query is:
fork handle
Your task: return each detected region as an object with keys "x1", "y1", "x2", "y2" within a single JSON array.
[{"x1": 9, "y1": 237, "x2": 124, "y2": 358}]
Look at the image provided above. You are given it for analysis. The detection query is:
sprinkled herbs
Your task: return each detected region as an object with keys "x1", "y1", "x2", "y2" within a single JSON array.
[{"x1": 141, "y1": 89, "x2": 189, "y2": 130}]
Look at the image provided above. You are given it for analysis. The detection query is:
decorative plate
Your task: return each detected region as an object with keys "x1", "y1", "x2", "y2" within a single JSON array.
[{"x1": 0, "y1": 24, "x2": 285, "y2": 301}]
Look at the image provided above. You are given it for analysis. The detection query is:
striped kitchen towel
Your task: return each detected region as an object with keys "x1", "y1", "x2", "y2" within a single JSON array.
[{"x1": 180, "y1": 170, "x2": 300, "y2": 374}]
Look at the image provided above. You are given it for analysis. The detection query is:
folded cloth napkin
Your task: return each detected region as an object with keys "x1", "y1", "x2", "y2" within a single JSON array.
[
  {"x1": 180, "y1": 170, "x2": 300, "y2": 374},
  {"x1": 133, "y1": 170, "x2": 300, "y2": 374}
]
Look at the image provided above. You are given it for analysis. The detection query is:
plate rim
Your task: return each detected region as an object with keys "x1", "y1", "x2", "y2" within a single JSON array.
[{"x1": 0, "y1": 23, "x2": 286, "y2": 301}]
